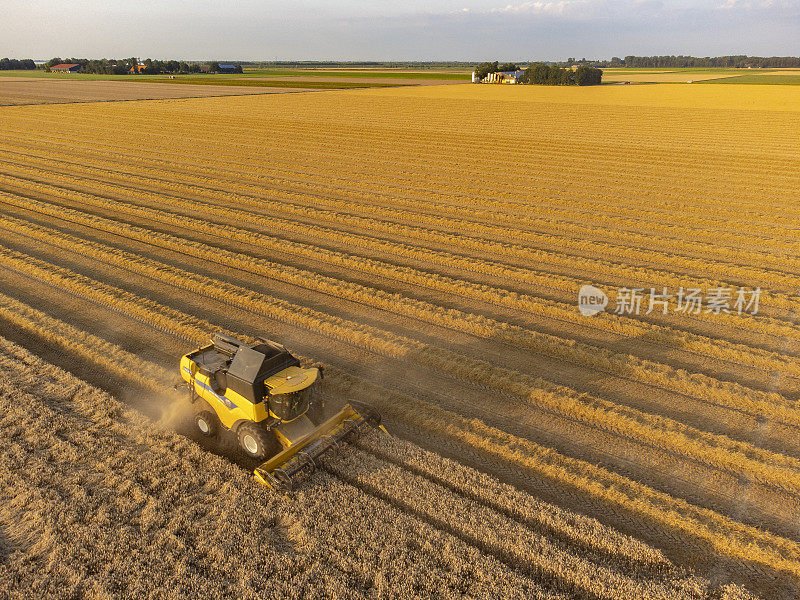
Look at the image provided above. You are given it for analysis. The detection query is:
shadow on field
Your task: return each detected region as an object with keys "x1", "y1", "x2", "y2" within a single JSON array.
[{"x1": 0, "y1": 526, "x2": 9, "y2": 563}]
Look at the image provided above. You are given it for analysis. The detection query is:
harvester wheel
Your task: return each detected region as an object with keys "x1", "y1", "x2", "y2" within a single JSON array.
[
  {"x1": 194, "y1": 410, "x2": 219, "y2": 437},
  {"x1": 237, "y1": 423, "x2": 278, "y2": 460}
]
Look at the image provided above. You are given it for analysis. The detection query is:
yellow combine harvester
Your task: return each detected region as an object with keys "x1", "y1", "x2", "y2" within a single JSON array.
[{"x1": 180, "y1": 333, "x2": 380, "y2": 490}]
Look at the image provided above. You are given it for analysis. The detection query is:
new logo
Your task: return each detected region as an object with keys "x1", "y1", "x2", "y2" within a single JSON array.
[{"x1": 578, "y1": 284, "x2": 608, "y2": 316}]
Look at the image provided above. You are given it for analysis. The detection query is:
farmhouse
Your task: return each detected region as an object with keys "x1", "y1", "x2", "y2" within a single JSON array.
[
  {"x1": 50, "y1": 63, "x2": 81, "y2": 73},
  {"x1": 217, "y1": 64, "x2": 241, "y2": 74},
  {"x1": 484, "y1": 70, "x2": 525, "y2": 84}
]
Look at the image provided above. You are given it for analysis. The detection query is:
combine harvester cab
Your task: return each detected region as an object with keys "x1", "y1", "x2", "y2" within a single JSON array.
[{"x1": 180, "y1": 333, "x2": 381, "y2": 490}]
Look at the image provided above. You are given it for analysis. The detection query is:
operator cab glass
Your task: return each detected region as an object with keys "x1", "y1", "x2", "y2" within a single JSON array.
[{"x1": 269, "y1": 387, "x2": 313, "y2": 421}]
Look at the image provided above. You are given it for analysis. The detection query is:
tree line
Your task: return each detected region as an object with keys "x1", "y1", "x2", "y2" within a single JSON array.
[
  {"x1": 589, "y1": 55, "x2": 800, "y2": 68},
  {"x1": 474, "y1": 62, "x2": 603, "y2": 86},
  {"x1": 530, "y1": 64, "x2": 602, "y2": 86},
  {"x1": 44, "y1": 58, "x2": 206, "y2": 74},
  {"x1": 40, "y1": 58, "x2": 242, "y2": 75},
  {"x1": 0, "y1": 58, "x2": 36, "y2": 70}
]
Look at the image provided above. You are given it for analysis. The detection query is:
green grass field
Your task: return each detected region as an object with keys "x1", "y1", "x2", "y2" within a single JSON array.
[
  {"x1": 241, "y1": 69, "x2": 470, "y2": 79},
  {"x1": 703, "y1": 74, "x2": 800, "y2": 85}
]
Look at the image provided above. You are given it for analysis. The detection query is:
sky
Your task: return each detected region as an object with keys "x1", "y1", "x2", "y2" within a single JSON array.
[{"x1": 2, "y1": 0, "x2": 799, "y2": 61}]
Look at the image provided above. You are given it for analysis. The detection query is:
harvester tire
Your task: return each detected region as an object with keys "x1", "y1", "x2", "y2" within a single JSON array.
[
  {"x1": 194, "y1": 409, "x2": 219, "y2": 438},
  {"x1": 237, "y1": 423, "x2": 277, "y2": 460}
]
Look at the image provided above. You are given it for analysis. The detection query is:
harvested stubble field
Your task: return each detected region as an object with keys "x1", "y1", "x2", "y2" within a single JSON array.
[
  {"x1": 0, "y1": 82, "x2": 798, "y2": 597},
  {"x1": 1, "y1": 335, "x2": 743, "y2": 599},
  {"x1": 0, "y1": 77, "x2": 319, "y2": 106}
]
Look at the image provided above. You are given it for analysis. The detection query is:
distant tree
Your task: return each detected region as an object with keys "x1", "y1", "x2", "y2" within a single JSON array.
[
  {"x1": 520, "y1": 62, "x2": 599, "y2": 86},
  {"x1": 574, "y1": 65, "x2": 603, "y2": 85},
  {"x1": 525, "y1": 63, "x2": 551, "y2": 85},
  {"x1": 0, "y1": 58, "x2": 37, "y2": 70},
  {"x1": 473, "y1": 61, "x2": 499, "y2": 81},
  {"x1": 551, "y1": 66, "x2": 561, "y2": 84},
  {"x1": 497, "y1": 62, "x2": 519, "y2": 72},
  {"x1": 209, "y1": 61, "x2": 220, "y2": 73}
]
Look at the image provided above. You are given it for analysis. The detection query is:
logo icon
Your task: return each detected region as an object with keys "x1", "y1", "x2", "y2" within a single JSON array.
[{"x1": 578, "y1": 284, "x2": 608, "y2": 316}]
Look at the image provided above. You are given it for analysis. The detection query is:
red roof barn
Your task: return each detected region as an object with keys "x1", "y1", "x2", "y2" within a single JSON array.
[{"x1": 50, "y1": 63, "x2": 81, "y2": 73}]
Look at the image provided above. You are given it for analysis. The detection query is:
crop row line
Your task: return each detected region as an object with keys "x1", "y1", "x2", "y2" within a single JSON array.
[
  {"x1": 2, "y1": 243, "x2": 800, "y2": 500},
  {"x1": 11, "y1": 120, "x2": 800, "y2": 233},
  {"x1": 327, "y1": 450, "x2": 682, "y2": 600},
  {"x1": 2, "y1": 188, "x2": 796, "y2": 382},
  {"x1": 2, "y1": 142, "x2": 796, "y2": 262},
  {"x1": 322, "y1": 362, "x2": 800, "y2": 581},
  {"x1": 353, "y1": 434, "x2": 670, "y2": 572},
  {"x1": 4, "y1": 126, "x2": 796, "y2": 238},
  {"x1": 6, "y1": 115, "x2": 791, "y2": 234},
  {"x1": 3, "y1": 167, "x2": 798, "y2": 337},
  {"x1": 9, "y1": 112, "x2": 800, "y2": 197},
  {"x1": 3, "y1": 212, "x2": 797, "y2": 425},
  {"x1": 3, "y1": 126, "x2": 797, "y2": 242},
  {"x1": 0, "y1": 291, "x2": 172, "y2": 393},
  {"x1": 6, "y1": 159, "x2": 796, "y2": 291}
]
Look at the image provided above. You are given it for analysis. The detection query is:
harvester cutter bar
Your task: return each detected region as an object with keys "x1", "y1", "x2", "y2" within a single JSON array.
[{"x1": 253, "y1": 401, "x2": 379, "y2": 490}]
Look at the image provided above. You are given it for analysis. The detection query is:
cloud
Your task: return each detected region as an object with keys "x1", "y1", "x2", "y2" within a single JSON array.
[
  {"x1": 489, "y1": 1, "x2": 578, "y2": 14},
  {"x1": 718, "y1": 0, "x2": 798, "y2": 8}
]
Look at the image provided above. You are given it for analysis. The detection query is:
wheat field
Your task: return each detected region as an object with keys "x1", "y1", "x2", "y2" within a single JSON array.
[{"x1": 0, "y1": 82, "x2": 798, "y2": 597}]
